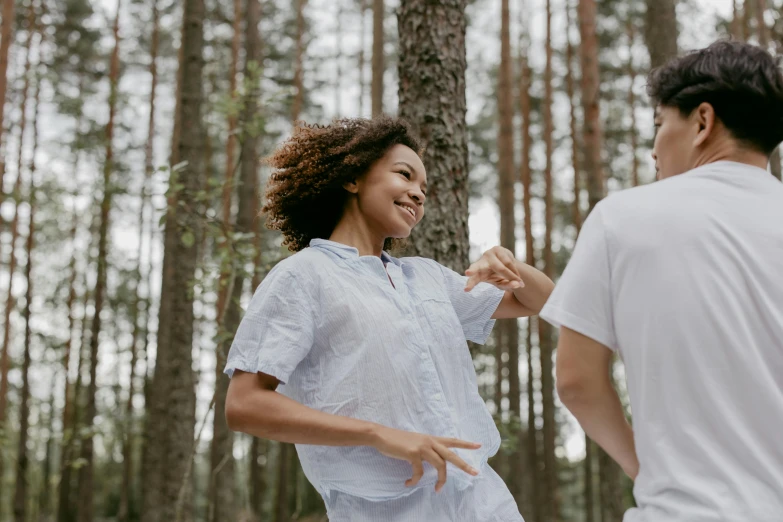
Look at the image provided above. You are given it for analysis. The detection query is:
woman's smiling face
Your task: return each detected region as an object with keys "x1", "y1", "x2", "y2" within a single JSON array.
[{"x1": 347, "y1": 144, "x2": 427, "y2": 239}]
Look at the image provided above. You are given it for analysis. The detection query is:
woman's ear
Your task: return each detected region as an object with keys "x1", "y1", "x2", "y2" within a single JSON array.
[{"x1": 343, "y1": 179, "x2": 359, "y2": 194}]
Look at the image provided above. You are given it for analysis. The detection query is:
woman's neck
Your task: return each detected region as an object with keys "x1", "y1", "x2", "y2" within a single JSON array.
[{"x1": 329, "y1": 215, "x2": 385, "y2": 257}]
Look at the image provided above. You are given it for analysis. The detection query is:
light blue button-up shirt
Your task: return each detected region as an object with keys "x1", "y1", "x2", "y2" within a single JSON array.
[{"x1": 225, "y1": 239, "x2": 524, "y2": 521}]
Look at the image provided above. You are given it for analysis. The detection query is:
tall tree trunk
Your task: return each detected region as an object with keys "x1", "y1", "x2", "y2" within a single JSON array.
[
  {"x1": 58, "y1": 186, "x2": 85, "y2": 522},
  {"x1": 397, "y1": 0, "x2": 470, "y2": 272},
  {"x1": 644, "y1": 0, "x2": 679, "y2": 69},
  {"x1": 0, "y1": 0, "x2": 15, "y2": 195},
  {"x1": 135, "y1": 0, "x2": 159, "y2": 517},
  {"x1": 496, "y1": 0, "x2": 519, "y2": 499},
  {"x1": 538, "y1": 3, "x2": 558, "y2": 521},
  {"x1": 579, "y1": 0, "x2": 605, "y2": 215},
  {"x1": 731, "y1": 0, "x2": 742, "y2": 40},
  {"x1": 755, "y1": 0, "x2": 782, "y2": 180},
  {"x1": 77, "y1": 3, "x2": 121, "y2": 520},
  {"x1": 599, "y1": 444, "x2": 624, "y2": 522},
  {"x1": 249, "y1": 437, "x2": 266, "y2": 520},
  {"x1": 41, "y1": 384, "x2": 56, "y2": 517},
  {"x1": 358, "y1": 0, "x2": 367, "y2": 116},
  {"x1": 742, "y1": 0, "x2": 753, "y2": 41},
  {"x1": 519, "y1": 15, "x2": 539, "y2": 521},
  {"x1": 275, "y1": 444, "x2": 290, "y2": 522},
  {"x1": 292, "y1": 0, "x2": 305, "y2": 121},
  {"x1": 215, "y1": 0, "x2": 243, "y2": 321},
  {"x1": 140, "y1": 0, "x2": 205, "y2": 517},
  {"x1": 12, "y1": 24, "x2": 41, "y2": 521},
  {"x1": 565, "y1": 0, "x2": 581, "y2": 233},
  {"x1": 584, "y1": 437, "x2": 595, "y2": 522},
  {"x1": 118, "y1": 30, "x2": 159, "y2": 515},
  {"x1": 0, "y1": 2, "x2": 36, "y2": 468},
  {"x1": 209, "y1": 1, "x2": 261, "y2": 520},
  {"x1": 371, "y1": 0, "x2": 384, "y2": 116},
  {"x1": 627, "y1": 16, "x2": 640, "y2": 187}
]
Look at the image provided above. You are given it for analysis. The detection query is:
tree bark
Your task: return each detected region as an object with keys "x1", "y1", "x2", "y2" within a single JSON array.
[
  {"x1": 496, "y1": 0, "x2": 520, "y2": 501},
  {"x1": 118, "y1": 3, "x2": 159, "y2": 507},
  {"x1": 518, "y1": 17, "x2": 539, "y2": 522},
  {"x1": 599, "y1": 443, "x2": 625, "y2": 522},
  {"x1": 215, "y1": 0, "x2": 243, "y2": 321},
  {"x1": 565, "y1": 0, "x2": 581, "y2": 233},
  {"x1": 579, "y1": 0, "x2": 605, "y2": 214},
  {"x1": 538, "y1": 3, "x2": 558, "y2": 521},
  {"x1": 140, "y1": 0, "x2": 205, "y2": 518},
  {"x1": 137, "y1": 0, "x2": 160, "y2": 516},
  {"x1": 358, "y1": 0, "x2": 368, "y2": 117},
  {"x1": 0, "y1": 0, "x2": 15, "y2": 197},
  {"x1": 731, "y1": 1, "x2": 742, "y2": 40},
  {"x1": 292, "y1": 0, "x2": 305, "y2": 121},
  {"x1": 754, "y1": 0, "x2": 782, "y2": 180},
  {"x1": 0, "y1": 1, "x2": 36, "y2": 459},
  {"x1": 397, "y1": 0, "x2": 470, "y2": 272},
  {"x1": 209, "y1": 1, "x2": 261, "y2": 520},
  {"x1": 371, "y1": 0, "x2": 384, "y2": 116},
  {"x1": 76, "y1": 3, "x2": 121, "y2": 520},
  {"x1": 275, "y1": 444, "x2": 291, "y2": 522},
  {"x1": 627, "y1": 16, "x2": 640, "y2": 187},
  {"x1": 742, "y1": 0, "x2": 753, "y2": 41},
  {"x1": 644, "y1": 0, "x2": 679, "y2": 69},
  {"x1": 13, "y1": 22, "x2": 41, "y2": 521},
  {"x1": 584, "y1": 436, "x2": 595, "y2": 522}
]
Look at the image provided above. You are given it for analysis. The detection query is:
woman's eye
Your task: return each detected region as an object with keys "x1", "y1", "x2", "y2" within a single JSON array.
[{"x1": 398, "y1": 170, "x2": 411, "y2": 179}]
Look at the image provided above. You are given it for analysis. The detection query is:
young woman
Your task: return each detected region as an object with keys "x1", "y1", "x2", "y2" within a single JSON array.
[{"x1": 224, "y1": 116, "x2": 553, "y2": 521}]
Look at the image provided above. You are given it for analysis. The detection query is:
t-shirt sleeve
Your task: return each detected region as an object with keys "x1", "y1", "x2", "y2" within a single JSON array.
[
  {"x1": 539, "y1": 205, "x2": 618, "y2": 351},
  {"x1": 435, "y1": 261, "x2": 505, "y2": 345},
  {"x1": 223, "y1": 266, "x2": 315, "y2": 383}
]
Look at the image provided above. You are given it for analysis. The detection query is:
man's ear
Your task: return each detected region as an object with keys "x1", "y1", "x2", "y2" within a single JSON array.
[
  {"x1": 343, "y1": 179, "x2": 359, "y2": 194},
  {"x1": 693, "y1": 102, "x2": 716, "y2": 148}
]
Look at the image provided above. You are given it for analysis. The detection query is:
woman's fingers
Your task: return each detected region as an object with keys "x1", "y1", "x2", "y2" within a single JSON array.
[
  {"x1": 423, "y1": 449, "x2": 448, "y2": 492},
  {"x1": 406, "y1": 458, "x2": 424, "y2": 487},
  {"x1": 436, "y1": 437, "x2": 482, "y2": 449},
  {"x1": 433, "y1": 443, "x2": 479, "y2": 477},
  {"x1": 489, "y1": 255, "x2": 523, "y2": 285}
]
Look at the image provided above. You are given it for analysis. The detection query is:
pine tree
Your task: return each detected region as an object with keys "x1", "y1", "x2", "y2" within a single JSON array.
[
  {"x1": 372, "y1": 0, "x2": 384, "y2": 116},
  {"x1": 141, "y1": 0, "x2": 206, "y2": 517},
  {"x1": 397, "y1": 0, "x2": 470, "y2": 271}
]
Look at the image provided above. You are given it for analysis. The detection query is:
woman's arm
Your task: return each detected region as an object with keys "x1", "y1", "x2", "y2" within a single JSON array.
[
  {"x1": 225, "y1": 370, "x2": 482, "y2": 491},
  {"x1": 464, "y1": 246, "x2": 554, "y2": 318}
]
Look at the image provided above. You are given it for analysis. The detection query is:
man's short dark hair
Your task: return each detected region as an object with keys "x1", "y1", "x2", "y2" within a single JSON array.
[{"x1": 647, "y1": 40, "x2": 783, "y2": 155}]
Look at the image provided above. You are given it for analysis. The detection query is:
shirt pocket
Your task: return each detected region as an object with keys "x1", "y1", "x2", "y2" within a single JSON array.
[{"x1": 413, "y1": 289, "x2": 464, "y2": 344}]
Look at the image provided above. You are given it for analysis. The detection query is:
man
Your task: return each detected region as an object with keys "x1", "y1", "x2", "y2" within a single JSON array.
[{"x1": 541, "y1": 40, "x2": 783, "y2": 521}]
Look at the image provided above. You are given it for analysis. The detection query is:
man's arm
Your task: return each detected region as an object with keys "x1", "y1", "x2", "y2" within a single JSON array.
[{"x1": 555, "y1": 326, "x2": 639, "y2": 480}]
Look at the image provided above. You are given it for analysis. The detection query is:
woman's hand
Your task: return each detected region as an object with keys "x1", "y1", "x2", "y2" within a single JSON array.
[
  {"x1": 464, "y1": 246, "x2": 524, "y2": 292},
  {"x1": 371, "y1": 426, "x2": 481, "y2": 492}
]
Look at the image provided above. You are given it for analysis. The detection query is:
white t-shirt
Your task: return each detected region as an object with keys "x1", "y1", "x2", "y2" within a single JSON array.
[{"x1": 540, "y1": 161, "x2": 783, "y2": 522}]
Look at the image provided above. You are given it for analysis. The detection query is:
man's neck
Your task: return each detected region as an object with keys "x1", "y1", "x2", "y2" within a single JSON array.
[{"x1": 692, "y1": 139, "x2": 770, "y2": 172}]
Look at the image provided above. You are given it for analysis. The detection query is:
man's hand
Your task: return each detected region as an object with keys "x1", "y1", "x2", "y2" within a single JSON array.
[
  {"x1": 465, "y1": 246, "x2": 524, "y2": 292},
  {"x1": 371, "y1": 426, "x2": 481, "y2": 492}
]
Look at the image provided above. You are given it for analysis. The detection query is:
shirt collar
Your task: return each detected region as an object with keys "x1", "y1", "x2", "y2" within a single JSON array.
[{"x1": 309, "y1": 238, "x2": 402, "y2": 266}]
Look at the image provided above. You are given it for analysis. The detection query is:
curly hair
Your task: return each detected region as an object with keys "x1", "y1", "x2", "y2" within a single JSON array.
[
  {"x1": 263, "y1": 116, "x2": 424, "y2": 252},
  {"x1": 647, "y1": 40, "x2": 783, "y2": 154}
]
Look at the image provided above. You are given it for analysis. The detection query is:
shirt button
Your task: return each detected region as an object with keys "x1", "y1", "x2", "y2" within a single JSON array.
[
  {"x1": 434, "y1": 393, "x2": 442, "y2": 400},
  {"x1": 420, "y1": 351, "x2": 427, "y2": 359}
]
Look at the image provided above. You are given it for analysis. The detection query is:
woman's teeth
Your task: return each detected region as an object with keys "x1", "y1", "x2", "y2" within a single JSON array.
[{"x1": 396, "y1": 203, "x2": 415, "y2": 217}]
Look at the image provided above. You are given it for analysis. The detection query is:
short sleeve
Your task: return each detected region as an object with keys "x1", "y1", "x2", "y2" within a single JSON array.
[
  {"x1": 436, "y1": 262, "x2": 505, "y2": 345},
  {"x1": 223, "y1": 266, "x2": 315, "y2": 383},
  {"x1": 539, "y1": 205, "x2": 618, "y2": 351}
]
